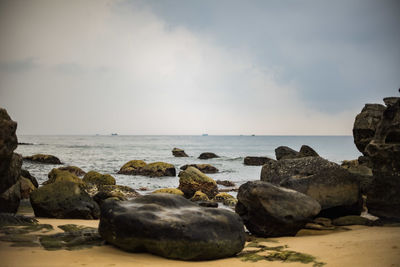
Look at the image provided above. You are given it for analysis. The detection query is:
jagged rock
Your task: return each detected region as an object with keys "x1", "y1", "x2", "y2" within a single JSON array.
[
  {"x1": 216, "y1": 180, "x2": 236, "y2": 187},
  {"x1": 0, "y1": 108, "x2": 22, "y2": 213},
  {"x1": 180, "y1": 164, "x2": 219, "y2": 173},
  {"x1": 178, "y1": 167, "x2": 218, "y2": 199},
  {"x1": 30, "y1": 181, "x2": 100, "y2": 219},
  {"x1": 236, "y1": 181, "x2": 321, "y2": 237},
  {"x1": 298, "y1": 145, "x2": 319, "y2": 157},
  {"x1": 172, "y1": 148, "x2": 188, "y2": 157},
  {"x1": 117, "y1": 160, "x2": 146, "y2": 175},
  {"x1": 243, "y1": 156, "x2": 274, "y2": 166},
  {"x1": 152, "y1": 188, "x2": 184, "y2": 196},
  {"x1": 82, "y1": 171, "x2": 116, "y2": 186},
  {"x1": 23, "y1": 154, "x2": 62, "y2": 164},
  {"x1": 353, "y1": 103, "x2": 385, "y2": 154},
  {"x1": 21, "y1": 169, "x2": 38, "y2": 188},
  {"x1": 275, "y1": 146, "x2": 299, "y2": 160},
  {"x1": 98, "y1": 194, "x2": 246, "y2": 260},
  {"x1": 364, "y1": 97, "x2": 400, "y2": 220},
  {"x1": 198, "y1": 152, "x2": 219, "y2": 159},
  {"x1": 58, "y1": 166, "x2": 86, "y2": 176},
  {"x1": 44, "y1": 168, "x2": 83, "y2": 185}
]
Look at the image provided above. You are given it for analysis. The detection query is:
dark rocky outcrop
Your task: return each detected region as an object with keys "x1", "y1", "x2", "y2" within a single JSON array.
[
  {"x1": 235, "y1": 181, "x2": 321, "y2": 237},
  {"x1": 341, "y1": 159, "x2": 373, "y2": 193},
  {"x1": 98, "y1": 193, "x2": 246, "y2": 260},
  {"x1": 0, "y1": 108, "x2": 22, "y2": 213},
  {"x1": 363, "y1": 97, "x2": 400, "y2": 221},
  {"x1": 172, "y1": 148, "x2": 188, "y2": 157},
  {"x1": 178, "y1": 167, "x2": 218, "y2": 199},
  {"x1": 82, "y1": 171, "x2": 116, "y2": 186},
  {"x1": 299, "y1": 145, "x2": 319, "y2": 157},
  {"x1": 275, "y1": 145, "x2": 319, "y2": 160},
  {"x1": 243, "y1": 156, "x2": 274, "y2": 166},
  {"x1": 30, "y1": 181, "x2": 100, "y2": 219},
  {"x1": 117, "y1": 160, "x2": 147, "y2": 175},
  {"x1": 117, "y1": 160, "x2": 175, "y2": 177},
  {"x1": 21, "y1": 169, "x2": 39, "y2": 188},
  {"x1": 58, "y1": 166, "x2": 86, "y2": 177},
  {"x1": 20, "y1": 177, "x2": 36, "y2": 199},
  {"x1": 198, "y1": 152, "x2": 219, "y2": 159},
  {"x1": 180, "y1": 164, "x2": 219, "y2": 173},
  {"x1": 23, "y1": 154, "x2": 62, "y2": 164}
]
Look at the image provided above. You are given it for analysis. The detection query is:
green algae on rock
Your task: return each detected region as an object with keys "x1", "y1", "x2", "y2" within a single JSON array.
[
  {"x1": 152, "y1": 188, "x2": 184, "y2": 196},
  {"x1": 140, "y1": 162, "x2": 176, "y2": 177},
  {"x1": 83, "y1": 171, "x2": 116, "y2": 186},
  {"x1": 178, "y1": 166, "x2": 218, "y2": 199},
  {"x1": 23, "y1": 154, "x2": 62, "y2": 164},
  {"x1": 58, "y1": 165, "x2": 86, "y2": 176},
  {"x1": 117, "y1": 160, "x2": 147, "y2": 175},
  {"x1": 45, "y1": 168, "x2": 83, "y2": 185}
]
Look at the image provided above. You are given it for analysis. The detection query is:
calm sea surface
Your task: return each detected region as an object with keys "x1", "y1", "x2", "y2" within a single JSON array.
[{"x1": 16, "y1": 135, "x2": 361, "y2": 191}]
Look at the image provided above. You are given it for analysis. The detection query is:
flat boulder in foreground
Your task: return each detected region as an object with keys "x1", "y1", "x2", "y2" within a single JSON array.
[
  {"x1": 235, "y1": 181, "x2": 321, "y2": 237},
  {"x1": 99, "y1": 194, "x2": 246, "y2": 260}
]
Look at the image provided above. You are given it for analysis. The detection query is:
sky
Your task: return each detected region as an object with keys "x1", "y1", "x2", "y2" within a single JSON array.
[{"x1": 0, "y1": 0, "x2": 399, "y2": 135}]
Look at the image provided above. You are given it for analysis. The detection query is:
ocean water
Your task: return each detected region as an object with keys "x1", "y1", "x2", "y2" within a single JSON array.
[{"x1": 16, "y1": 135, "x2": 361, "y2": 191}]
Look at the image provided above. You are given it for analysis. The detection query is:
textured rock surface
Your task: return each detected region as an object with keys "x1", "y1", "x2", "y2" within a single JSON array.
[
  {"x1": 178, "y1": 167, "x2": 218, "y2": 199},
  {"x1": 152, "y1": 188, "x2": 184, "y2": 196},
  {"x1": 117, "y1": 160, "x2": 147, "y2": 175},
  {"x1": 140, "y1": 162, "x2": 176, "y2": 177},
  {"x1": 20, "y1": 177, "x2": 36, "y2": 199},
  {"x1": 275, "y1": 146, "x2": 299, "y2": 160},
  {"x1": 243, "y1": 156, "x2": 274, "y2": 166},
  {"x1": 298, "y1": 145, "x2": 319, "y2": 157},
  {"x1": 23, "y1": 154, "x2": 62, "y2": 164},
  {"x1": 21, "y1": 169, "x2": 38, "y2": 188},
  {"x1": 198, "y1": 152, "x2": 219, "y2": 159},
  {"x1": 30, "y1": 181, "x2": 100, "y2": 219},
  {"x1": 0, "y1": 108, "x2": 22, "y2": 213},
  {"x1": 236, "y1": 181, "x2": 320, "y2": 237},
  {"x1": 44, "y1": 168, "x2": 83, "y2": 185},
  {"x1": 180, "y1": 164, "x2": 219, "y2": 173},
  {"x1": 58, "y1": 166, "x2": 86, "y2": 176},
  {"x1": 82, "y1": 171, "x2": 116, "y2": 186},
  {"x1": 172, "y1": 148, "x2": 188, "y2": 157},
  {"x1": 99, "y1": 194, "x2": 246, "y2": 260}
]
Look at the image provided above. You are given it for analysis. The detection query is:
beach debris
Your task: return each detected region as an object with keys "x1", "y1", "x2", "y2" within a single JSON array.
[
  {"x1": 180, "y1": 164, "x2": 219, "y2": 173},
  {"x1": 236, "y1": 181, "x2": 321, "y2": 237},
  {"x1": 172, "y1": 147, "x2": 188, "y2": 157},
  {"x1": 99, "y1": 193, "x2": 245, "y2": 260},
  {"x1": 178, "y1": 166, "x2": 218, "y2": 199}
]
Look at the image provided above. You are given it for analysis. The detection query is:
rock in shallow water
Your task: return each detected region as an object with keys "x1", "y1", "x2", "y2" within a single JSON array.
[{"x1": 99, "y1": 193, "x2": 246, "y2": 260}]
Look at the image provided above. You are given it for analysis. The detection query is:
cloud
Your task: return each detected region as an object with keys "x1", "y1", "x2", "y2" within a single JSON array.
[{"x1": 0, "y1": 0, "x2": 370, "y2": 135}]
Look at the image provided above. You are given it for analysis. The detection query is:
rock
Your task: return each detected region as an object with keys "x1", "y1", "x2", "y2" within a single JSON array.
[
  {"x1": 0, "y1": 108, "x2": 22, "y2": 214},
  {"x1": 280, "y1": 167, "x2": 363, "y2": 218},
  {"x1": 304, "y1": 223, "x2": 335, "y2": 230},
  {"x1": 152, "y1": 188, "x2": 184, "y2": 196},
  {"x1": 95, "y1": 185, "x2": 140, "y2": 199},
  {"x1": 215, "y1": 193, "x2": 237, "y2": 207},
  {"x1": 364, "y1": 98, "x2": 400, "y2": 220},
  {"x1": 178, "y1": 167, "x2": 218, "y2": 199},
  {"x1": 23, "y1": 154, "x2": 62, "y2": 164},
  {"x1": 21, "y1": 169, "x2": 38, "y2": 188},
  {"x1": 216, "y1": 180, "x2": 236, "y2": 187},
  {"x1": 275, "y1": 146, "x2": 299, "y2": 160},
  {"x1": 20, "y1": 177, "x2": 36, "y2": 199},
  {"x1": 58, "y1": 166, "x2": 86, "y2": 176},
  {"x1": 117, "y1": 160, "x2": 147, "y2": 175},
  {"x1": 198, "y1": 152, "x2": 219, "y2": 159},
  {"x1": 98, "y1": 194, "x2": 246, "y2": 260},
  {"x1": 341, "y1": 159, "x2": 373, "y2": 193},
  {"x1": 172, "y1": 148, "x2": 188, "y2": 157},
  {"x1": 191, "y1": 190, "x2": 209, "y2": 201},
  {"x1": 332, "y1": 215, "x2": 377, "y2": 226},
  {"x1": 30, "y1": 181, "x2": 100, "y2": 219},
  {"x1": 180, "y1": 164, "x2": 219, "y2": 173},
  {"x1": 140, "y1": 162, "x2": 176, "y2": 177},
  {"x1": 313, "y1": 217, "x2": 333, "y2": 227},
  {"x1": 261, "y1": 156, "x2": 339, "y2": 184},
  {"x1": 198, "y1": 201, "x2": 218, "y2": 208},
  {"x1": 93, "y1": 191, "x2": 126, "y2": 206},
  {"x1": 299, "y1": 145, "x2": 319, "y2": 157},
  {"x1": 243, "y1": 156, "x2": 274, "y2": 166},
  {"x1": 138, "y1": 187, "x2": 149, "y2": 191},
  {"x1": 235, "y1": 181, "x2": 321, "y2": 237},
  {"x1": 353, "y1": 103, "x2": 385, "y2": 154},
  {"x1": 82, "y1": 171, "x2": 116, "y2": 186},
  {"x1": 44, "y1": 168, "x2": 83, "y2": 185}
]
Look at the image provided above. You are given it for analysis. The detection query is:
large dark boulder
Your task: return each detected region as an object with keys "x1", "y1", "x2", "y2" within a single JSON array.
[
  {"x1": 178, "y1": 167, "x2": 218, "y2": 199},
  {"x1": 275, "y1": 145, "x2": 319, "y2": 160},
  {"x1": 198, "y1": 152, "x2": 219, "y2": 159},
  {"x1": 23, "y1": 154, "x2": 62, "y2": 164},
  {"x1": 235, "y1": 181, "x2": 321, "y2": 237},
  {"x1": 0, "y1": 108, "x2": 22, "y2": 213},
  {"x1": 353, "y1": 103, "x2": 385, "y2": 154},
  {"x1": 99, "y1": 194, "x2": 246, "y2": 260},
  {"x1": 180, "y1": 164, "x2": 219, "y2": 173},
  {"x1": 30, "y1": 181, "x2": 100, "y2": 219},
  {"x1": 243, "y1": 156, "x2": 274, "y2": 166},
  {"x1": 364, "y1": 97, "x2": 400, "y2": 221}
]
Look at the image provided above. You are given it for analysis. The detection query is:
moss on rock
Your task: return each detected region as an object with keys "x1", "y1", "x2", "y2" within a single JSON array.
[
  {"x1": 153, "y1": 188, "x2": 184, "y2": 196},
  {"x1": 191, "y1": 191, "x2": 209, "y2": 201},
  {"x1": 23, "y1": 154, "x2": 62, "y2": 164},
  {"x1": 58, "y1": 166, "x2": 86, "y2": 176},
  {"x1": 118, "y1": 160, "x2": 147, "y2": 175},
  {"x1": 83, "y1": 171, "x2": 116, "y2": 186},
  {"x1": 141, "y1": 162, "x2": 176, "y2": 177},
  {"x1": 45, "y1": 168, "x2": 83, "y2": 185},
  {"x1": 178, "y1": 167, "x2": 218, "y2": 199}
]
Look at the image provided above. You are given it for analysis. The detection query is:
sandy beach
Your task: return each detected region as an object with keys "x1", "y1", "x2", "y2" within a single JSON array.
[{"x1": 1, "y1": 218, "x2": 399, "y2": 267}]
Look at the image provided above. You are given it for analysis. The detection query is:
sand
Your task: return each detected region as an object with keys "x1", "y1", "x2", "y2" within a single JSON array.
[{"x1": 1, "y1": 218, "x2": 399, "y2": 267}]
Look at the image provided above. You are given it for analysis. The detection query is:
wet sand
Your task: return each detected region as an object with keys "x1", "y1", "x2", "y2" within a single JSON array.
[{"x1": 1, "y1": 218, "x2": 399, "y2": 267}]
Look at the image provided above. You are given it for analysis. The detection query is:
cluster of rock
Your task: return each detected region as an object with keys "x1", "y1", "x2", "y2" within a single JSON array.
[
  {"x1": 117, "y1": 160, "x2": 176, "y2": 177},
  {"x1": 23, "y1": 154, "x2": 62, "y2": 164},
  {"x1": 180, "y1": 163, "x2": 218, "y2": 173},
  {"x1": 353, "y1": 97, "x2": 400, "y2": 221}
]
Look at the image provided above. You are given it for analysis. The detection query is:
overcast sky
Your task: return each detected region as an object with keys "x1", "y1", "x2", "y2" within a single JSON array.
[{"x1": 0, "y1": 0, "x2": 399, "y2": 135}]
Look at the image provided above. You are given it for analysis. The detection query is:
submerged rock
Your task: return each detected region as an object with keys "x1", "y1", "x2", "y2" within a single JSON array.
[
  {"x1": 236, "y1": 181, "x2": 321, "y2": 237},
  {"x1": 83, "y1": 171, "x2": 116, "y2": 186},
  {"x1": 99, "y1": 193, "x2": 246, "y2": 260},
  {"x1": 172, "y1": 148, "x2": 188, "y2": 157},
  {"x1": 117, "y1": 160, "x2": 175, "y2": 177},
  {"x1": 243, "y1": 156, "x2": 274, "y2": 166},
  {"x1": 23, "y1": 154, "x2": 62, "y2": 164},
  {"x1": 178, "y1": 167, "x2": 218, "y2": 199},
  {"x1": 30, "y1": 181, "x2": 100, "y2": 219},
  {"x1": 198, "y1": 152, "x2": 219, "y2": 159},
  {"x1": 180, "y1": 164, "x2": 219, "y2": 173}
]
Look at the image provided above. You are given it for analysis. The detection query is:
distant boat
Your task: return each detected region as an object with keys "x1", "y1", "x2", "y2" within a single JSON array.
[
  {"x1": 202, "y1": 134, "x2": 208, "y2": 136},
  {"x1": 111, "y1": 133, "x2": 118, "y2": 136}
]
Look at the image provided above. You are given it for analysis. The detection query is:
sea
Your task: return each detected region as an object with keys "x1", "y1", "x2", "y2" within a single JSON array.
[{"x1": 16, "y1": 135, "x2": 361, "y2": 193}]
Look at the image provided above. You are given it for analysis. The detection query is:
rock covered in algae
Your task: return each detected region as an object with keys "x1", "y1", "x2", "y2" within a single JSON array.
[
  {"x1": 82, "y1": 171, "x2": 116, "y2": 186},
  {"x1": 178, "y1": 166, "x2": 218, "y2": 199}
]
